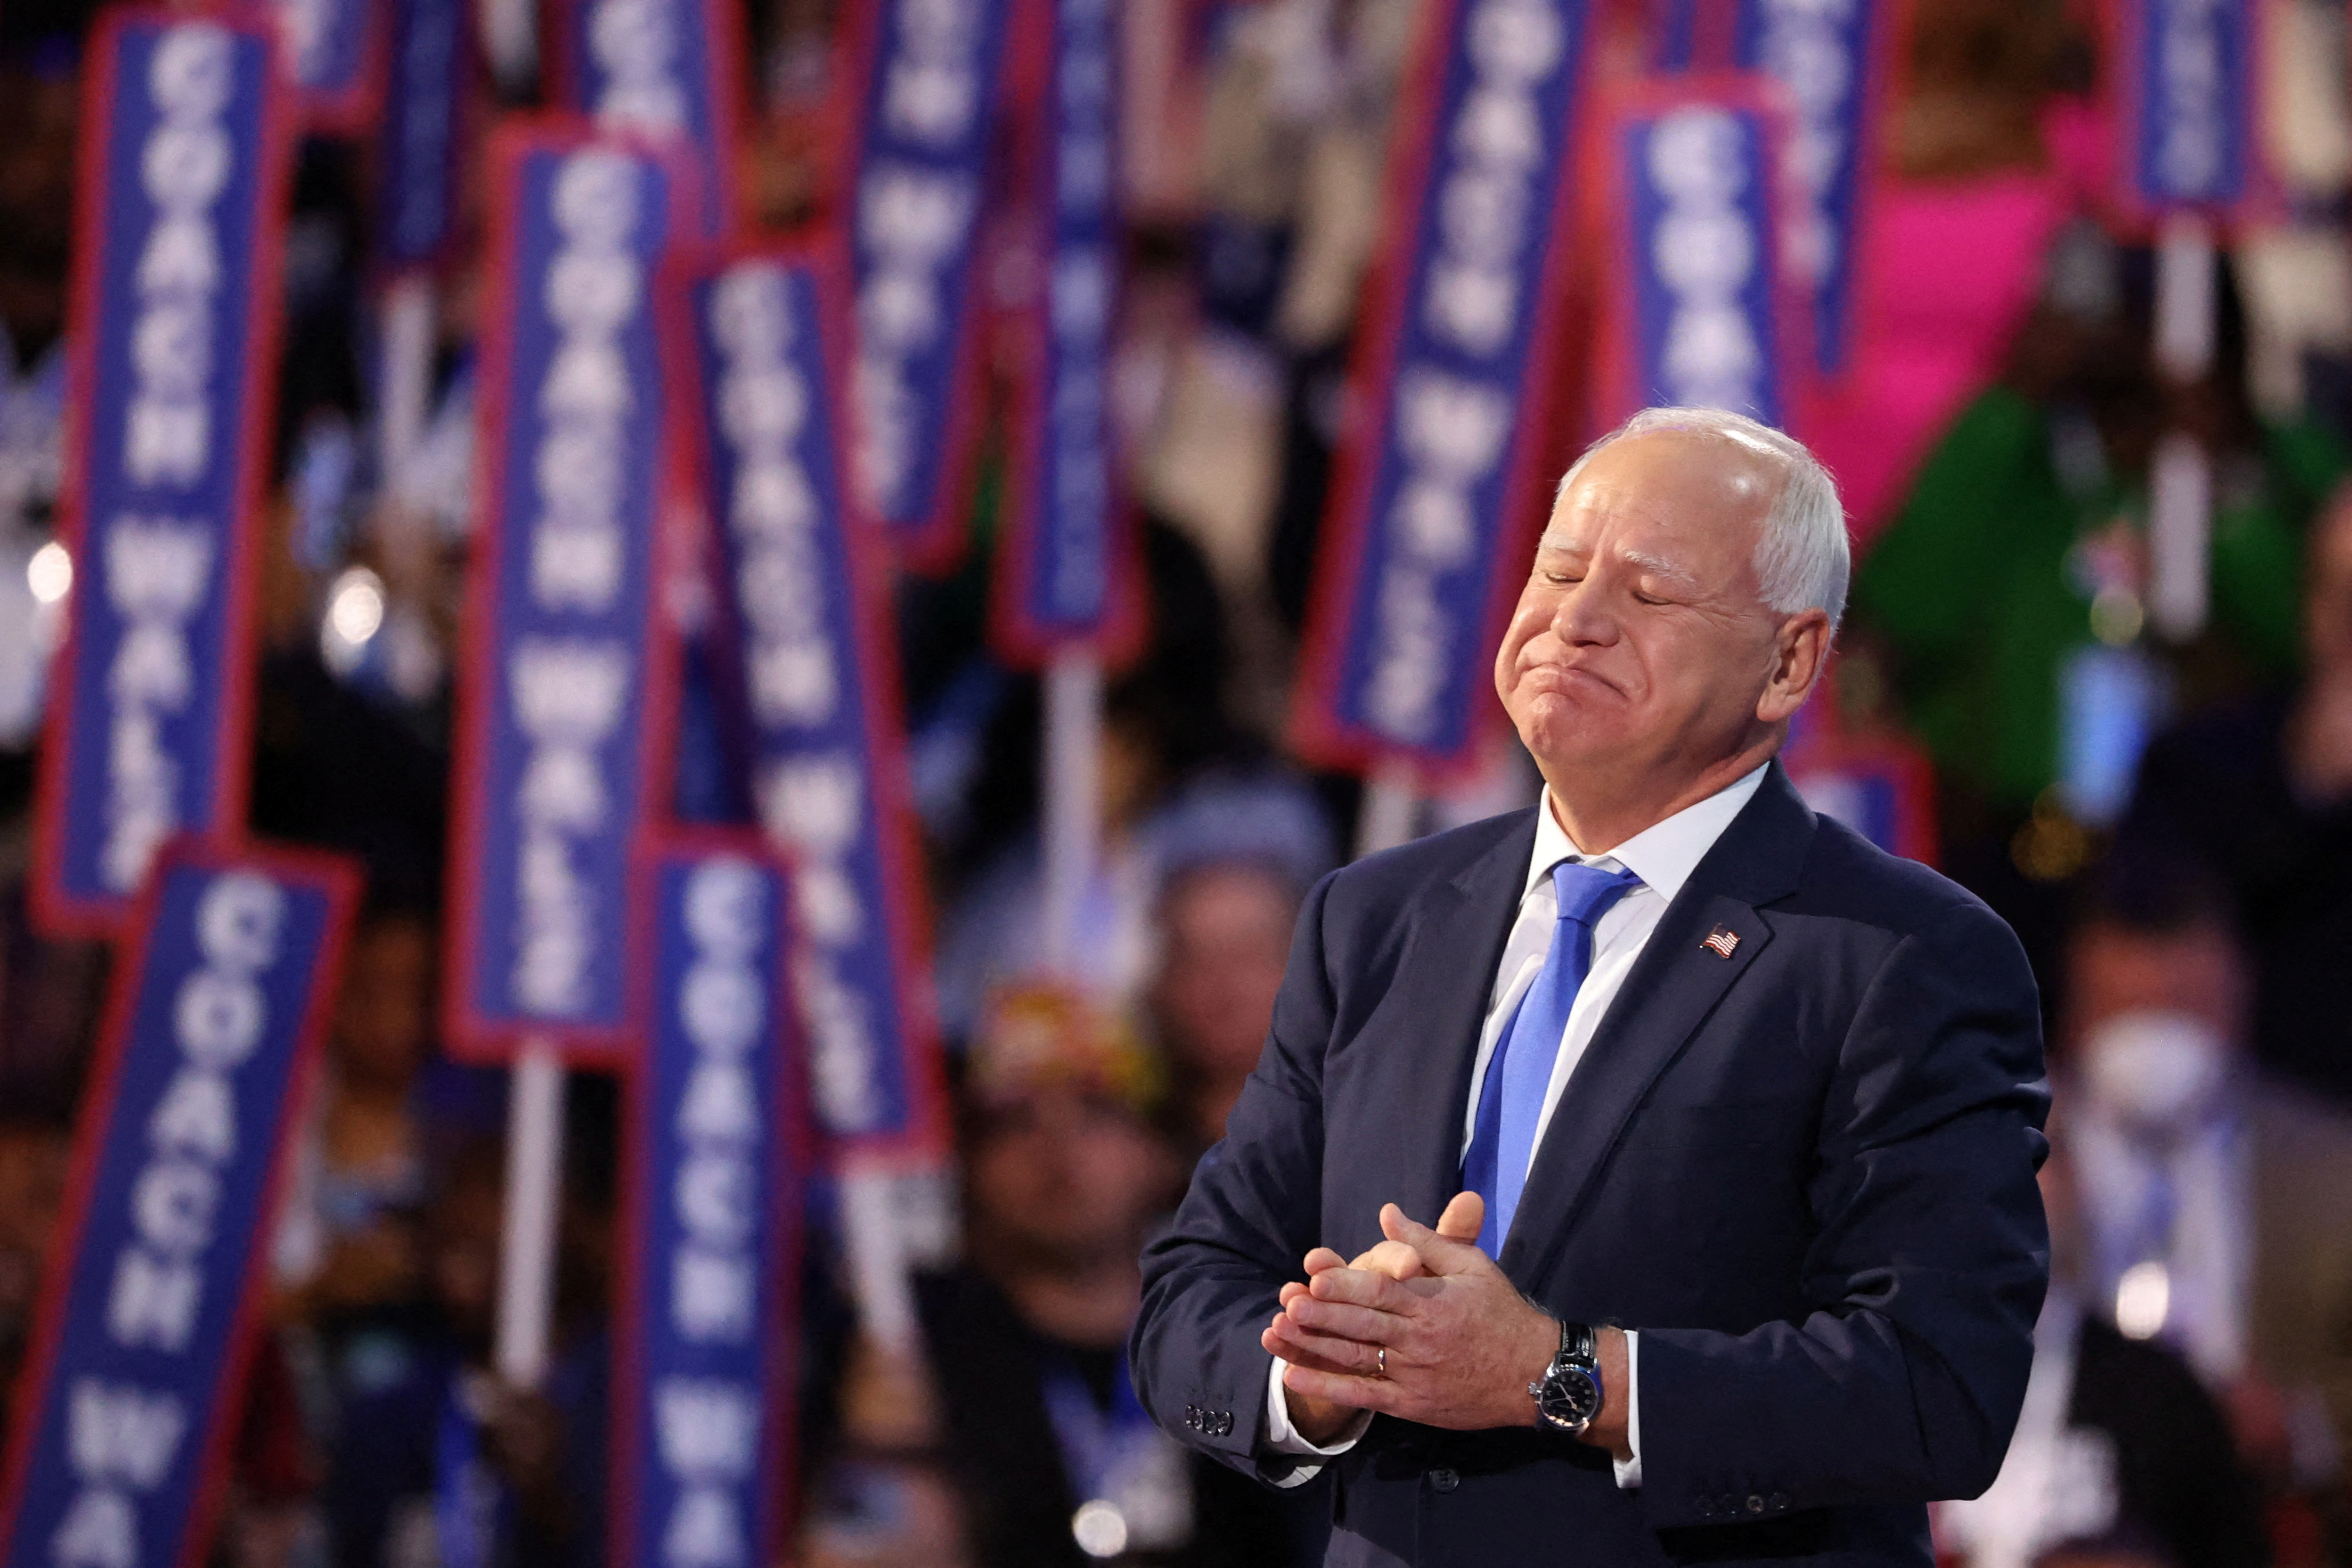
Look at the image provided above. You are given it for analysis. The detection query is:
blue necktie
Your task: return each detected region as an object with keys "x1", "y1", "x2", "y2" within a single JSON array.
[{"x1": 1463, "y1": 861, "x2": 1643, "y2": 1254}]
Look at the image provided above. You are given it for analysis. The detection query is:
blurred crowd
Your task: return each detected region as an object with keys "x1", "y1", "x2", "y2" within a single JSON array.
[{"x1": 1, "y1": 0, "x2": 2351, "y2": 1565}]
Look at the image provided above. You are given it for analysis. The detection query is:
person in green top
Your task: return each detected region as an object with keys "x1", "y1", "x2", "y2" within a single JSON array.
[{"x1": 1852, "y1": 223, "x2": 2344, "y2": 836}]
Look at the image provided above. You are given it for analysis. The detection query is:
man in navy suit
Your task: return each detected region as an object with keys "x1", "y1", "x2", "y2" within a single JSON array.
[{"x1": 1131, "y1": 409, "x2": 2050, "y2": 1566}]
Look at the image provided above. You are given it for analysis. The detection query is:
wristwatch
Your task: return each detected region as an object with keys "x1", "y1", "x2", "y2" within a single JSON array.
[{"x1": 1529, "y1": 1319, "x2": 1604, "y2": 1435}]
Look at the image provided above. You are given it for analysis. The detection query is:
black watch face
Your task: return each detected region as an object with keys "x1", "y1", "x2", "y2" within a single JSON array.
[{"x1": 1537, "y1": 1366, "x2": 1602, "y2": 1431}]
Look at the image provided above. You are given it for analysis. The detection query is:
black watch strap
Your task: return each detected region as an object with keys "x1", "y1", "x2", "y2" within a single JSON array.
[{"x1": 1526, "y1": 1318, "x2": 1605, "y2": 1434}]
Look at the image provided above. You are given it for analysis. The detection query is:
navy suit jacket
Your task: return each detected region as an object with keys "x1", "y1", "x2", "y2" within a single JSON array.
[{"x1": 1132, "y1": 763, "x2": 2050, "y2": 1567}]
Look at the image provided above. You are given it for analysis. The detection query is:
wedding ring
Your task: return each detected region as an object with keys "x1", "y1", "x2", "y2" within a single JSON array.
[{"x1": 1377, "y1": 1347, "x2": 1388, "y2": 1377}]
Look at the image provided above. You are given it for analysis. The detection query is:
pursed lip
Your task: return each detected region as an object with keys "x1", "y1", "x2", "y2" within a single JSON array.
[{"x1": 1515, "y1": 660, "x2": 1626, "y2": 700}]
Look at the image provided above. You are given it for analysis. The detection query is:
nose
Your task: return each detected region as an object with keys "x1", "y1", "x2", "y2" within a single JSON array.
[{"x1": 1549, "y1": 577, "x2": 1617, "y2": 647}]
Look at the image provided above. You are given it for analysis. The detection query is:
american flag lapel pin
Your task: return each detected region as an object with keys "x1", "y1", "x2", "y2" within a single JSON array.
[{"x1": 1701, "y1": 926, "x2": 1741, "y2": 959}]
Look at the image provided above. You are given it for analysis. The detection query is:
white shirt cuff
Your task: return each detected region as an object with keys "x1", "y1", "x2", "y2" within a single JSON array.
[
  {"x1": 1261, "y1": 1358, "x2": 1373, "y2": 1485},
  {"x1": 1258, "y1": 1337, "x2": 1636, "y2": 1488},
  {"x1": 1612, "y1": 1329, "x2": 1642, "y2": 1488}
]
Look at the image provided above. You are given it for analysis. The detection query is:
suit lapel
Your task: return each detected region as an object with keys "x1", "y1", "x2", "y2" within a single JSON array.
[
  {"x1": 1499, "y1": 763, "x2": 1817, "y2": 1285},
  {"x1": 1365, "y1": 811, "x2": 1537, "y2": 1230}
]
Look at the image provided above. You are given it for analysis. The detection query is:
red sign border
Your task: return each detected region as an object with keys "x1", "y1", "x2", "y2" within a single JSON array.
[
  {"x1": 540, "y1": 0, "x2": 751, "y2": 235},
  {"x1": 826, "y1": 0, "x2": 1011, "y2": 577},
  {"x1": 441, "y1": 115, "x2": 696, "y2": 1064},
  {"x1": 608, "y1": 827, "x2": 809, "y2": 1568},
  {"x1": 2098, "y1": 0, "x2": 2278, "y2": 235},
  {"x1": 1587, "y1": 72, "x2": 1811, "y2": 440},
  {"x1": 1285, "y1": 0, "x2": 1598, "y2": 785},
  {"x1": 289, "y1": 0, "x2": 391, "y2": 138},
  {"x1": 32, "y1": 5, "x2": 299, "y2": 939},
  {"x1": 656, "y1": 232, "x2": 953, "y2": 1163},
  {"x1": 0, "y1": 834, "x2": 362, "y2": 1568}
]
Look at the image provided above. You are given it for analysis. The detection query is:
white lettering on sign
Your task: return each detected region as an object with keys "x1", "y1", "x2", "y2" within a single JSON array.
[
  {"x1": 1040, "y1": 0, "x2": 1118, "y2": 622},
  {"x1": 60, "y1": 872, "x2": 286, "y2": 1564},
  {"x1": 67, "y1": 1382, "x2": 186, "y2": 1490},
  {"x1": 507, "y1": 636, "x2": 631, "y2": 1014},
  {"x1": 1363, "y1": 369, "x2": 1512, "y2": 743},
  {"x1": 666, "y1": 856, "x2": 765, "y2": 1345},
  {"x1": 710, "y1": 272, "x2": 837, "y2": 730},
  {"x1": 672, "y1": 1246, "x2": 753, "y2": 1339},
  {"x1": 586, "y1": 0, "x2": 688, "y2": 136},
  {"x1": 1642, "y1": 107, "x2": 1767, "y2": 414},
  {"x1": 652, "y1": 1379, "x2": 758, "y2": 1565},
  {"x1": 655, "y1": 862, "x2": 769, "y2": 1566},
  {"x1": 757, "y1": 753, "x2": 879, "y2": 1130},
  {"x1": 656, "y1": 1378, "x2": 758, "y2": 1479},
  {"x1": 101, "y1": 518, "x2": 215, "y2": 891},
  {"x1": 705, "y1": 265, "x2": 887, "y2": 1136},
  {"x1": 850, "y1": 0, "x2": 995, "y2": 518},
  {"x1": 501, "y1": 148, "x2": 646, "y2": 1021},
  {"x1": 101, "y1": 21, "x2": 240, "y2": 892},
  {"x1": 51, "y1": 1380, "x2": 189, "y2": 1567},
  {"x1": 124, "y1": 27, "x2": 231, "y2": 490},
  {"x1": 1752, "y1": 0, "x2": 1858, "y2": 293},
  {"x1": 1361, "y1": 0, "x2": 1567, "y2": 746}
]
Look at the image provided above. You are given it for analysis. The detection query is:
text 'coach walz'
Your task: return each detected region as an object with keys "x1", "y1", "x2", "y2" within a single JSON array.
[{"x1": 1132, "y1": 408, "x2": 2051, "y2": 1567}]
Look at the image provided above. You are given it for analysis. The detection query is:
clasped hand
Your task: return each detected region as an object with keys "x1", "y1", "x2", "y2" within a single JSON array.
[{"x1": 1260, "y1": 1191, "x2": 1563, "y2": 1441}]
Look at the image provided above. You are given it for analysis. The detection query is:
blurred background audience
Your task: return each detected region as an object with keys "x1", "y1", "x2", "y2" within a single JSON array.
[
  {"x1": 2116, "y1": 492, "x2": 2352, "y2": 1106},
  {"x1": 0, "y1": 0, "x2": 2349, "y2": 1564},
  {"x1": 908, "y1": 983, "x2": 1322, "y2": 1568},
  {"x1": 2060, "y1": 860, "x2": 2352, "y2": 1508}
]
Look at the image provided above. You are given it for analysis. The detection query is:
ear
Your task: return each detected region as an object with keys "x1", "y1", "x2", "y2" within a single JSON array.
[{"x1": 1756, "y1": 609, "x2": 1832, "y2": 724}]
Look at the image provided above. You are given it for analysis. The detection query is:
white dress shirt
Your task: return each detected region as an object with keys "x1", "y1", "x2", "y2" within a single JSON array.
[
  {"x1": 1263, "y1": 765, "x2": 1771, "y2": 1487},
  {"x1": 2069, "y1": 1096, "x2": 2252, "y2": 1385}
]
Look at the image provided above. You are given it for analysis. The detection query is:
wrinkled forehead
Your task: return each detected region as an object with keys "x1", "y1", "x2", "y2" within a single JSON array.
[{"x1": 1540, "y1": 431, "x2": 1778, "y2": 566}]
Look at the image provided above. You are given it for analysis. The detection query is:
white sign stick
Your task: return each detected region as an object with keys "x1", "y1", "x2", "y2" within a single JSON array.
[{"x1": 494, "y1": 1037, "x2": 567, "y2": 1389}]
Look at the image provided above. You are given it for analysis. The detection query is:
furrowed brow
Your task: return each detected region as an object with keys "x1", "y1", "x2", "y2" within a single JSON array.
[{"x1": 1620, "y1": 549, "x2": 1700, "y2": 587}]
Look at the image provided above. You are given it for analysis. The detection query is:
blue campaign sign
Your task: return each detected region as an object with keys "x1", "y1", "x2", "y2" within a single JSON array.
[
  {"x1": 1607, "y1": 86, "x2": 1790, "y2": 428},
  {"x1": 375, "y1": 0, "x2": 467, "y2": 270},
  {"x1": 551, "y1": 0, "x2": 742, "y2": 234},
  {"x1": 2121, "y1": 0, "x2": 2256, "y2": 211},
  {"x1": 1788, "y1": 740, "x2": 1937, "y2": 864},
  {"x1": 0, "y1": 840, "x2": 359, "y2": 1568},
  {"x1": 1293, "y1": 0, "x2": 1594, "y2": 773},
  {"x1": 842, "y1": 0, "x2": 1018, "y2": 566},
  {"x1": 34, "y1": 11, "x2": 295, "y2": 937},
  {"x1": 446, "y1": 125, "x2": 685, "y2": 1059},
  {"x1": 1652, "y1": 0, "x2": 1889, "y2": 381},
  {"x1": 616, "y1": 838, "x2": 803, "y2": 1568},
  {"x1": 669, "y1": 246, "x2": 946, "y2": 1156},
  {"x1": 990, "y1": 0, "x2": 1140, "y2": 664},
  {"x1": 269, "y1": 0, "x2": 382, "y2": 131}
]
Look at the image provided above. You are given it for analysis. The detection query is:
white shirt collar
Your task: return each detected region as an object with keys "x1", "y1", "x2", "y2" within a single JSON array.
[{"x1": 1526, "y1": 763, "x2": 1771, "y2": 903}]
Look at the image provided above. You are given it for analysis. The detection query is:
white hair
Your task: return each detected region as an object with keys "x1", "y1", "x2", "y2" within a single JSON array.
[{"x1": 1553, "y1": 406, "x2": 1849, "y2": 636}]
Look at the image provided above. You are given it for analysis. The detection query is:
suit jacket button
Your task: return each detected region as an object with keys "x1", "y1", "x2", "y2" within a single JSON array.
[
  {"x1": 1721, "y1": 1494, "x2": 1741, "y2": 1515},
  {"x1": 1770, "y1": 1493, "x2": 1789, "y2": 1511},
  {"x1": 1215, "y1": 1412, "x2": 1234, "y2": 1436},
  {"x1": 1428, "y1": 1468, "x2": 1460, "y2": 1493},
  {"x1": 1747, "y1": 1494, "x2": 1766, "y2": 1515}
]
